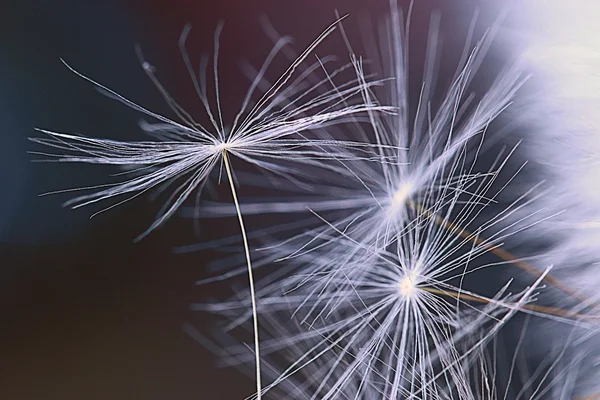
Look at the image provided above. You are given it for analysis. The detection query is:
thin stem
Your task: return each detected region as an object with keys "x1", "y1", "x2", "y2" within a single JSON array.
[{"x1": 223, "y1": 150, "x2": 262, "y2": 399}]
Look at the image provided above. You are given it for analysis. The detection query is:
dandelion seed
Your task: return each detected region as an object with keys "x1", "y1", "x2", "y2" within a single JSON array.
[
  {"x1": 199, "y1": 120, "x2": 569, "y2": 398},
  {"x1": 202, "y1": 230, "x2": 555, "y2": 399},
  {"x1": 30, "y1": 19, "x2": 394, "y2": 399}
]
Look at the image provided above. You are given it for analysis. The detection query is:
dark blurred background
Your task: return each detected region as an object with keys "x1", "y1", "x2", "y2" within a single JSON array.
[{"x1": 0, "y1": 1, "x2": 509, "y2": 399}]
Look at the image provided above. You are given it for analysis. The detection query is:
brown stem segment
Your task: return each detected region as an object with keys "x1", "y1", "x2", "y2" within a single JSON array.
[{"x1": 421, "y1": 287, "x2": 597, "y2": 321}]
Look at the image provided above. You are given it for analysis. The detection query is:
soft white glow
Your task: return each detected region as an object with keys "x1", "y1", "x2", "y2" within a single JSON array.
[
  {"x1": 398, "y1": 271, "x2": 419, "y2": 298},
  {"x1": 388, "y1": 181, "x2": 415, "y2": 218}
]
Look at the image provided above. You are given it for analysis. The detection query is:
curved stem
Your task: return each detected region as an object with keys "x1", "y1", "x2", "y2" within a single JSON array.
[{"x1": 223, "y1": 150, "x2": 262, "y2": 399}]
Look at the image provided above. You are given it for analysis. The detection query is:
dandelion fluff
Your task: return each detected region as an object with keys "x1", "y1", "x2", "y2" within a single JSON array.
[
  {"x1": 516, "y1": 0, "x2": 600, "y2": 266},
  {"x1": 194, "y1": 4, "x2": 597, "y2": 399},
  {"x1": 30, "y1": 19, "x2": 394, "y2": 400}
]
